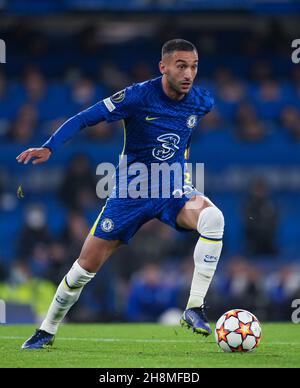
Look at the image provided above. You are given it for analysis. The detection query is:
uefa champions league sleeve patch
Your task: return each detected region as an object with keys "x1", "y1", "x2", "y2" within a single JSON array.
[{"x1": 111, "y1": 89, "x2": 126, "y2": 103}]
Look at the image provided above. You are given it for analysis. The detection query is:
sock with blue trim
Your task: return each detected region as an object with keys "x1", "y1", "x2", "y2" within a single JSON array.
[
  {"x1": 187, "y1": 206, "x2": 224, "y2": 309},
  {"x1": 40, "y1": 260, "x2": 95, "y2": 335}
]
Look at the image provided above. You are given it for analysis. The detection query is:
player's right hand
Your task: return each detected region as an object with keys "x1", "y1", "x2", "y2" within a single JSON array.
[{"x1": 16, "y1": 147, "x2": 52, "y2": 165}]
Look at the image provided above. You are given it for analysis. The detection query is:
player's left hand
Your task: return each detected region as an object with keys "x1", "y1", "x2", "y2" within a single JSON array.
[{"x1": 16, "y1": 147, "x2": 52, "y2": 165}]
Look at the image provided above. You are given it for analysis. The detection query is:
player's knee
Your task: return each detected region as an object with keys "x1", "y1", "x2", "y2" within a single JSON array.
[{"x1": 197, "y1": 206, "x2": 225, "y2": 240}]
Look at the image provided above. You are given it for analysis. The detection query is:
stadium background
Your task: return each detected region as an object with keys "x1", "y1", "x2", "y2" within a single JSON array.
[{"x1": 0, "y1": 0, "x2": 300, "y2": 325}]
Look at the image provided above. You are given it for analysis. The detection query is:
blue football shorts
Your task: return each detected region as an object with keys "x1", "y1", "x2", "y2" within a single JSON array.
[{"x1": 90, "y1": 188, "x2": 204, "y2": 244}]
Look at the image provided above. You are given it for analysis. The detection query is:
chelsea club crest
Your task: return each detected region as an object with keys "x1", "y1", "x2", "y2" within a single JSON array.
[
  {"x1": 187, "y1": 115, "x2": 197, "y2": 128},
  {"x1": 101, "y1": 218, "x2": 114, "y2": 232}
]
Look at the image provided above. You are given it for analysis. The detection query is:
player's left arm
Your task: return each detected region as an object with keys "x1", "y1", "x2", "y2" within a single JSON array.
[
  {"x1": 16, "y1": 102, "x2": 108, "y2": 164},
  {"x1": 16, "y1": 85, "x2": 139, "y2": 164}
]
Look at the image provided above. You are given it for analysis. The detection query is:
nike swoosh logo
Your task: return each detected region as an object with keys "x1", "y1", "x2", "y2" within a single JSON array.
[{"x1": 146, "y1": 116, "x2": 160, "y2": 121}]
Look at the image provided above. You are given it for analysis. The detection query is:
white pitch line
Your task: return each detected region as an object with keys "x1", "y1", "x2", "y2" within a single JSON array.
[
  {"x1": 0, "y1": 336, "x2": 299, "y2": 346},
  {"x1": 0, "y1": 336, "x2": 208, "y2": 344}
]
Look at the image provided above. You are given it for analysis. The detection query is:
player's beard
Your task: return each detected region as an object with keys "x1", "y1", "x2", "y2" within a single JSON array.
[{"x1": 166, "y1": 73, "x2": 191, "y2": 97}]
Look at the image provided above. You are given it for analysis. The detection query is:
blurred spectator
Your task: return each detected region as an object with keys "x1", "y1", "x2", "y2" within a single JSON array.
[
  {"x1": 99, "y1": 62, "x2": 131, "y2": 92},
  {"x1": 8, "y1": 117, "x2": 35, "y2": 144},
  {"x1": 219, "y1": 80, "x2": 245, "y2": 103},
  {"x1": 68, "y1": 262, "x2": 117, "y2": 323},
  {"x1": 265, "y1": 265, "x2": 300, "y2": 320},
  {"x1": 175, "y1": 256, "x2": 194, "y2": 310},
  {"x1": 126, "y1": 262, "x2": 179, "y2": 322},
  {"x1": 17, "y1": 204, "x2": 51, "y2": 261},
  {"x1": 61, "y1": 211, "x2": 90, "y2": 260},
  {"x1": 214, "y1": 67, "x2": 233, "y2": 85},
  {"x1": 250, "y1": 60, "x2": 273, "y2": 82},
  {"x1": 9, "y1": 260, "x2": 32, "y2": 285},
  {"x1": 255, "y1": 80, "x2": 283, "y2": 120},
  {"x1": 200, "y1": 109, "x2": 222, "y2": 133},
  {"x1": 71, "y1": 77, "x2": 97, "y2": 111},
  {"x1": 212, "y1": 256, "x2": 266, "y2": 317},
  {"x1": 265, "y1": 265, "x2": 300, "y2": 303},
  {"x1": 217, "y1": 79, "x2": 246, "y2": 121},
  {"x1": 0, "y1": 70, "x2": 6, "y2": 99},
  {"x1": 0, "y1": 71, "x2": 9, "y2": 135},
  {"x1": 222, "y1": 257, "x2": 263, "y2": 302},
  {"x1": 77, "y1": 25, "x2": 103, "y2": 55},
  {"x1": 280, "y1": 106, "x2": 300, "y2": 142},
  {"x1": 130, "y1": 220, "x2": 179, "y2": 261},
  {"x1": 131, "y1": 62, "x2": 154, "y2": 83},
  {"x1": 59, "y1": 154, "x2": 97, "y2": 211},
  {"x1": 0, "y1": 260, "x2": 8, "y2": 282},
  {"x1": 180, "y1": 254, "x2": 273, "y2": 321},
  {"x1": 1, "y1": 259, "x2": 57, "y2": 321},
  {"x1": 291, "y1": 67, "x2": 300, "y2": 85},
  {"x1": 29, "y1": 242, "x2": 50, "y2": 279},
  {"x1": 86, "y1": 120, "x2": 117, "y2": 142},
  {"x1": 7, "y1": 104, "x2": 38, "y2": 144},
  {"x1": 243, "y1": 179, "x2": 278, "y2": 256},
  {"x1": 235, "y1": 102, "x2": 266, "y2": 142},
  {"x1": 45, "y1": 242, "x2": 70, "y2": 285},
  {"x1": 23, "y1": 67, "x2": 46, "y2": 102},
  {"x1": 27, "y1": 33, "x2": 49, "y2": 57},
  {"x1": 198, "y1": 33, "x2": 217, "y2": 55},
  {"x1": 0, "y1": 169, "x2": 3, "y2": 197},
  {"x1": 242, "y1": 33, "x2": 264, "y2": 57}
]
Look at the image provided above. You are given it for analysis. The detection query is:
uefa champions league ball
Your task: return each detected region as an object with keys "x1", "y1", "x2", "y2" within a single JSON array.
[{"x1": 215, "y1": 309, "x2": 262, "y2": 353}]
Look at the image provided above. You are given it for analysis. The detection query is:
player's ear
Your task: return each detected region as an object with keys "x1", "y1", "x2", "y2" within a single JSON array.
[{"x1": 159, "y1": 60, "x2": 166, "y2": 75}]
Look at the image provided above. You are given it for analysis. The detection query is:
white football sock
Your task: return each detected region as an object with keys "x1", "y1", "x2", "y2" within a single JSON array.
[
  {"x1": 40, "y1": 260, "x2": 95, "y2": 335},
  {"x1": 187, "y1": 206, "x2": 224, "y2": 309}
]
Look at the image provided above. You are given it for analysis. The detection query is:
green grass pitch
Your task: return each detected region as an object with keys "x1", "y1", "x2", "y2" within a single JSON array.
[{"x1": 0, "y1": 323, "x2": 299, "y2": 368}]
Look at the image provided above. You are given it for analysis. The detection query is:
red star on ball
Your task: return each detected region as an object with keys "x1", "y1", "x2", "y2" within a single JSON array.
[
  {"x1": 236, "y1": 322, "x2": 253, "y2": 340},
  {"x1": 225, "y1": 310, "x2": 242, "y2": 319},
  {"x1": 216, "y1": 325, "x2": 230, "y2": 342}
]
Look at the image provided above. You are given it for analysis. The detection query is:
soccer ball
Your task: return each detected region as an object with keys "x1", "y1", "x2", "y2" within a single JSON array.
[{"x1": 215, "y1": 309, "x2": 262, "y2": 353}]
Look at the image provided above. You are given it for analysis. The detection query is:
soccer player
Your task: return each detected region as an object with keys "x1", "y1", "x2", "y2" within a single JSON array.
[{"x1": 17, "y1": 39, "x2": 225, "y2": 349}]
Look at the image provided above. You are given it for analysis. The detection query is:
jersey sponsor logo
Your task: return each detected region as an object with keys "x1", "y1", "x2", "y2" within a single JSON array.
[
  {"x1": 187, "y1": 115, "x2": 197, "y2": 128},
  {"x1": 103, "y1": 98, "x2": 116, "y2": 112},
  {"x1": 146, "y1": 116, "x2": 160, "y2": 121},
  {"x1": 152, "y1": 133, "x2": 180, "y2": 161},
  {"x1": 111, "y1": 89, "x2": 126, "y2": 103},
  {"x1": 101, "y1": 218, "x2": 114, "y2": 232},
  {"x1": 204, "y1": 254, "x2": 219, "y2": 263}
]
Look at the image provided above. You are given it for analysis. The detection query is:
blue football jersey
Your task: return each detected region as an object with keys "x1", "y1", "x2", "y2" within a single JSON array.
[
  {"x1": 99, "y1": 76, "x2": 214, "y2": 197},
  {"x1": 100, "y1": 76, "x2": 214, "y2": 166},
  {"x1": 42, "y1": 76, "x2": 214, "y2": 242},
  {"x1": 43, "y1": 76, "x2": 214, "y2": 198}
]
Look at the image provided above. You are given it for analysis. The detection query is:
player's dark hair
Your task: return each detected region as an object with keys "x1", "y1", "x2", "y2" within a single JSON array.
[{"x1": 161, "y1": 39, "x2": 197, "y2": 57}]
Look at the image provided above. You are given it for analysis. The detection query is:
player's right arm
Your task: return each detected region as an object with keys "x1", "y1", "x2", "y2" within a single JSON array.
[{"x1": 16, "y1": 85, "x2": 139, "y2": 165}]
